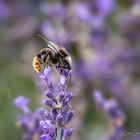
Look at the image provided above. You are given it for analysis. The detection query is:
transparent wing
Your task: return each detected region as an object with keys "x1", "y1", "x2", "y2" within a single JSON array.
[{"x1": 38, "y1": 34, "x2": 64, "y2": 56}]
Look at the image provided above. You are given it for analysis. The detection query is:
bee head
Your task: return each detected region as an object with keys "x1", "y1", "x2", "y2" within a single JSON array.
[{"x1": 57, "y1": 56, "x2": 72, "y2": 73}]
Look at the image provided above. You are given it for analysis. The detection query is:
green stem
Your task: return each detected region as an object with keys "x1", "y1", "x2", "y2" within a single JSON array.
[{"x1": 57, "y1": 126, "x2": 61, "y2": 140}]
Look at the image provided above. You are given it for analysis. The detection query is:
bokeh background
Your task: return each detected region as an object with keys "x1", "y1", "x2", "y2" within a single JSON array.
[{"x1": 0, "y1": 0, "x2": 140, "y2": 140}]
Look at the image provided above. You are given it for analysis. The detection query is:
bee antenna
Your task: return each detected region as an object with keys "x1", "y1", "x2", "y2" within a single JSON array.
[{"x1": 38, "y1": 34, "x2": 64, "y2": 56}]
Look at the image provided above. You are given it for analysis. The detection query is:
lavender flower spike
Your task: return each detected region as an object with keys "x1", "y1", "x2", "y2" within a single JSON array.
[
  {"x1": 93, "y1": 90, "x2": 125, "y2": 140},
  {"x1": 14, "y1": 96, "x2": 45, "y2": 140},
  {"x1": 39, "y1": 67, "x2": 74, "y2": 140}
]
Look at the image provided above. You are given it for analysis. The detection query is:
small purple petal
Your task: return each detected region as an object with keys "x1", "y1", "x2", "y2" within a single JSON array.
[
  {"x1": 56, "y1": 114, "x2": 64, "y2": 126},
  {"x1": 66, "y1": 92, "x2": 74, "y2": 101},
  {"x1": 57, "y1": 84, "x2": 66, "y2": 92},
  {"x1": 44, "y1": 66, "x2": 51, "y2": 75},
  {"x1": 45, "y1": 91, "x2": 54, "y2": 99},
  {"x1": 66, "y1": 111, "x2": 74, "y2": 124},
  {"x1": 45, "y1": 100, "x2": 55, "y2": 108},
  {"x1": 41, "y1": 134, "x2": 49, "y2": 140},
  {"x1": 62, "y1": 98, "x2": 70, "y2": 107},
  {"x1": 40, "y1": 67, "x2": 52, "y2": 83},
  {"x1": 61, "y1": 128, "x2": 66, "y2": 140},
  {"x1": 40, "y1": 120, "x2": 52, "y2": 130},
  {"x1": 61, "y1": 92, "x2": 73, "y2": 107},
  {"x1": 60, "y1": 75, "x2": 66, "y2": 85},
  {"x1": 59, "y1": 94, "x2": 65, "y2": 102},
  {"x1": 65, "y1": 128, "x2": 74, "y2": 140},
  {"x1": 44, "y1": 111, "x2": 52, "y2": 120}
]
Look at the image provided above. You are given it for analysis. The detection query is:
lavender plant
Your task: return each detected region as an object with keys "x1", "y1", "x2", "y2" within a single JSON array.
[
  {"x1": 14, "y1": 96, "x2": 45, "y2": 140},
  {"x1": 39, "y1": 67, "x2": 74, "y2": 140},
  {"x1": 93, "y1": 90, "x2": 125, "y2": 140},
  {"x1": 14, "y1": 66, "x2": 74, "y2": 140}
]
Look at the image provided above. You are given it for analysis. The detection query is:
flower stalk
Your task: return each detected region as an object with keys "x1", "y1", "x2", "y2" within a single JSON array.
[{"x1": 57, "y1": 126, "x2": 61, "y2": 140}]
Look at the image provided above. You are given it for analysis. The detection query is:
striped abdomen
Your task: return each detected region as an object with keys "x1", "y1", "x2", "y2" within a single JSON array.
[{"x1": 32, "y1": 57, "x2": 43, "y2": 73}]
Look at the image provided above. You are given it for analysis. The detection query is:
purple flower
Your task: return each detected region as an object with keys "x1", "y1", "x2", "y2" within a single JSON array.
[
  {"x1": 0, "y1": 1, "x2": 10, "y2": 20},
  {"x1": 14, "y1": 96, "x2": 45, "y2": 140},
  {"x1": 95, "y1": 0, "x2": 116, "y2": 17},
  {"x1": 93, "y1": 90, "x2": 125, "y2": 140},
  {"x1": 75, "y1": 2, "x2": 92, "y2": 22},
  {"x1": 39, "y1": 67, "x2": 74, "y2": 140},
  {"x1": 14, "y1": 96, "x2": 29, "y2": 113}
]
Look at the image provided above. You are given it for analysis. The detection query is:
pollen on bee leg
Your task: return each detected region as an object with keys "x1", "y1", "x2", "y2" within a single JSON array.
[{"x1": 35, "y1": 62, "x2": 40, "y2": 65}]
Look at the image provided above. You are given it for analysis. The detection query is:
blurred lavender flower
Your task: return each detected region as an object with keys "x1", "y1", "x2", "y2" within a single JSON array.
[
  {"x1": 93, "y1": 90, "x2": 125, "y2": 140},
  {"x1": 39, "y1": 2, "x2": 66, "y2": 20},
  {"x1": 14, "y1": 96, "x2": 29, "y2": 113},
  {"x1": 14, "y1": 96, "x2": 45, "y2": 140},
  {"x1": 117, "y1": 11, "x2": 140, "y2": 43},
  {"x1": 95, "y1": 0, "x2": 116, "y2": 17},
  {"x1": 75, "y1": 2, "x2": 92, "y2": 23},
  {"x1": 0, "y1": 1, "x2": 10, "y2": 20},
  {"x1": 39, "y1": 1, "x2": 69, "y2": 45},
  {"x1": 40, "y1": 18, "x2": 70, "y2": 46},
  {"x1": 39, "y1": 67, "x2": 74, "y2": 140}
]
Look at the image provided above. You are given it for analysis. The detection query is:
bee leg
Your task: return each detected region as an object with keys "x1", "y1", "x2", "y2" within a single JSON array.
[
  {"x1": 66, "y1": 72, "x2": 71, "y2": 87},
  {"x1": 44, "y1": 51, "x2": 53, "y2": 67}
]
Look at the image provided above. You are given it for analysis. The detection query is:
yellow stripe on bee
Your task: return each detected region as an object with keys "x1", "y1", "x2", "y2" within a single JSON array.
[{"x1": 32, "y1": 57, "x2": 43, "y2": 73}]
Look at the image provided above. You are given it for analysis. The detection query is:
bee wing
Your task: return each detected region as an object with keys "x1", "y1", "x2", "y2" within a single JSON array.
[
  {"x1": 48, "y1": 41, "x2": 60, "y2": 53},
  {"x1": 47, "y1": 42, "x2": 64, "y2": 57},
  {"x1": 38, "y1": 34, "x2": 64, "y2": 57}
]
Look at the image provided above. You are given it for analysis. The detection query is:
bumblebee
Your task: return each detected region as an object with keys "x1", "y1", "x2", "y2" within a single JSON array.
[{"x1": 32, "y1": 36, "x2": 72, "y2": 73}]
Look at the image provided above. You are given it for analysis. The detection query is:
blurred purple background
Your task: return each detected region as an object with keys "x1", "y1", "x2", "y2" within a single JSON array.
[{"x1": 0, "y1": 0, "x2": 140, "y2": 140}]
